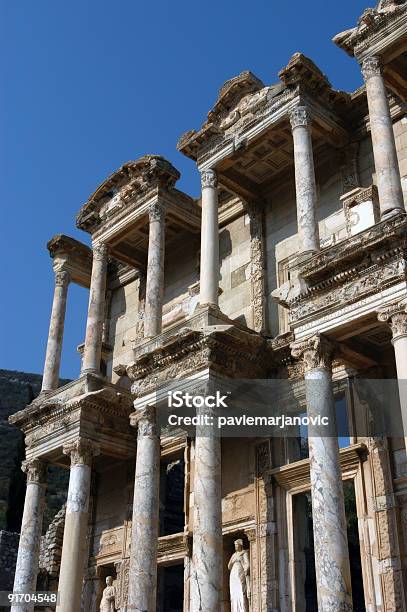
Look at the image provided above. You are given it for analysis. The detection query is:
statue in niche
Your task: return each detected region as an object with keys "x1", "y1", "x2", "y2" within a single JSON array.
[
  {"x1": 100, "y1": 576, "x2": 116, "y2": 612},
  {"x1": 228, "y1": 539, "x2": 251, "y2": 612}
]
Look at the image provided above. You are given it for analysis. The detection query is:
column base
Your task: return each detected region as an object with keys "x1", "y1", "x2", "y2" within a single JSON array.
[
  {"x1": 381, "y1": 207, "x2": 406, "y2": 221},
  {"x1": 80, "y1": 367, "x2": 102, "y2": 377}
]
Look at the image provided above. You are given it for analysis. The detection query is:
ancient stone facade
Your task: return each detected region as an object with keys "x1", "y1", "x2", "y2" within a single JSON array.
[{"x1": 8, "y1": 2, "x2": 407, "y2": 610}]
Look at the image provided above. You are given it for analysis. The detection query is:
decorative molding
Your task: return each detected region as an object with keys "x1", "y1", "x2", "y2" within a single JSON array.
[
  {"x1": 290, "y1": 333, "x2": 335, "y2": 373},
  {"x1": 126, "y1": 323, "x2": 268, "y2": 398},
  {"x1": 63, "y1": 438, "x2": 100, "y2": 467},
  {"x1": 148, "y1": 200, "x2": 166, "y2": 223},
  {"x1": 246, "y1": 202, "x2": 267, "y2": 333},
  {"x1": 361, "y1": 56, "x2": 382, "y2": 80},
  {"x1": 289, "y1": 106, "x2": 312, "y2": 130},
  {"x1": 256, "y1": 440, "x2": 272, "y2": 476},
  {"x1": 290, "y1": 258, "x2": 406, "y2": 324},
  {"x1": 93, "y1": 243, "x2": 108, "y2": 261},
  {"x1": 378, "y1": 298, "x2": 407, "y2": 342},
  {"x1": 200, "y1": 169, "x2": 218, "y2": 189},
  {"x1": 54, "y1": 270, "x2": 71, "y2": 287},
  {"x1": 270, "y1": 443, "x2": 367, "y2": 490},
  {"x1": 129, "y1": 405, "x2": 157, "y2": 437},
  {"x1": 22, "y1": 458, "x2": 47, "y2": 485}
]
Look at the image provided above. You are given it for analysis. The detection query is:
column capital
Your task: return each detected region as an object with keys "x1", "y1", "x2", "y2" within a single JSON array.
[
  {"x1": 378, "y1": 299, "x2": 407, "y2": 342},
  {"x1": 148, "y1": 200, "x2": 166, "y2": 223},
  {"x1": 54, "y1": 269, "x2": 71, "y2": 287},
  {"x1": 289, "y1": 106, "x2": 312, "y2": 130},
  {"x1": 21, "y1": 458, "x2": 47, "y2": 485},
  {"x1": 63, "y1": 438, "x2": 100, "y2": 467},
  {"x1": 130, "y1": 405, "x2": 157, "y2": 436},
  {"x1": 200, "y1": 168, "x2": 218, "y2": 190},
  {"x1": 361, "y1": 56, "x2": 382, "y2": 81},
  {"x1": 290, "y1": 333, "x2": 335, "y2": 373},
  {"x1": 92, "y1": 242, "x2": 109, "y2": 261}
]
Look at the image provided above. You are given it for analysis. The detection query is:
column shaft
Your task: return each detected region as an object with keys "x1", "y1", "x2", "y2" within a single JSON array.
[
  {"x1": 378, "y1": 300, "x2": 407, "y2": 447},
  {"x1": 292, "y1": 335, "x2": 353, "y2": 611},
  {"x1": 82, "y1": 244, "x2": 108, "y2": 375},
  {"x1": 361, "y1": 56, "x2": 404, "y2": 218},
  {"x1": 144, "y1": 202, "x2": 166, "y2": 338},
  {"x1": 57, "y1": 440, "x2": 98, "y2": 612},
  {"x1": 191, "y1": 405, "x2": 222, "y2": 611},
  {"x1": 290, "y1": 106, "x2": 320, "y2": 255},
  {"x1": 11, "y1": 460, "x2": 47, "y2": 612},
  {"x1": 128, "y1": 406, "x2": 160, "y2": 610},
  {"x1": 42, "y1": 270, "x2": 70, "y2": 391},
  {"x1": 199, "y1": 169, "x2": 219, "y2": 306}
]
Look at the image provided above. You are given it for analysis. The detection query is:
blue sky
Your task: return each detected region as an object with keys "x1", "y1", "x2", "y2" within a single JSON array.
[{"x1": 0, "y1": 0, "x2": 371, "y2": 379}]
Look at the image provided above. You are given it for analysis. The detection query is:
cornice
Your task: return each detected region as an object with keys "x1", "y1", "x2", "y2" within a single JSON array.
[
  {"x1": 177, "y1": 53, "x2": 351, "y2": 165},
  {"x1": 76, "y1": 155, "x2": 183, "y2": 234}
]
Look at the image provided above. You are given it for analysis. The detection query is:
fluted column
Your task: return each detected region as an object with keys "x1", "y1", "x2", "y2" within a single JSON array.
[
  {"x1": 191, "y1": 400, "x2": 222, "y2": 611},
  {"x1": 42, "y1": 270, "x2": 70, "y2": 391},
  {"x1": 81, "y1": 243, "x2": 108, "y2": 375},
  {"x1": 128, "y1": 405, "x2": 160, "y2": 610},
  {"x1": 11, "y1": 460, "x2": 47, "y2": 612},
  {"x1": 291, "y1": 334, "x2": 353, "y2": 611},
  {"x1": 199, "y1": 169, "x2": 219, "y2": 306},
  {"x1": 57, "y1": 439, "x2": 99, "y2": 612},
  {"x1": 361, "y1": 56, "x2": 405, "y2": 218},
  {"x1": 290, "y1": 106, "x2": 320, "y2": 256},
  {"x1": 144, "y1": 201, "x2": 166, "y2": 338},
  {"x1": 378, "y1": 299, "x2": 407, "y2": 445}
]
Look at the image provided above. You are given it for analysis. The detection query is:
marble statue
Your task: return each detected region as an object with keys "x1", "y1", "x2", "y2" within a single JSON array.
[
  {"x1": 100, "y1": 576, "x2": 116, "y2": 612},
  {"x1": 228, "y1": 539, "x2": 251, "y2": 612}
]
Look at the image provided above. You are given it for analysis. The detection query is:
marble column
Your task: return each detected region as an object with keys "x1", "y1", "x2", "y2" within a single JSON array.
[
  {"x1": 42, "y1": 270, "x2": 70, "y2": 392},
  {"x1": 57, "y1": 439, "x2": 99, "y2": 612},
  {"x1": 378, "y1": 298, "x2": 407, "y2": 446},
  {"x1": 191, "y1": 402, "x2": 222, "y2": 611},
  {"x1": 290, "y1": 106, "x2": 320, "y2": 256},
  {"x1": 11, "y1": 460, "x2": 47, "y2": 612},
  {"x1": 361, "y1": 56, "x2": 405, "y2": 218},
  {"x1": 82, "y1": 243, "x2": 108, "y2": 375},
  {"x1": 128, "y1": 405, "x2": 160, "y2": 610},
  {"x1": 199, "y1": 169, "x2": 220, "y2": 306},
  {"x1": 144, "y1": 201, "x2": 166, "y2": 338},
  {"x1": 291, "y1": 334, "x2": 353, "y2": 611}
]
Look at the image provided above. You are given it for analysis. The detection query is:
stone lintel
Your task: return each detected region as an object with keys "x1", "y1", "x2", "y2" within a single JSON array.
[
  {"x1": 76, "y1": 156, "x2": 199, "y2": 246},
  {"x1": 333, "y1": 2, "x2": 407, "y2": 61},
  {"x1": 9, "y1": 378, "x2": 135, "y2": 460},
  {"x1": 178, "y1": 53, "x2": 351, "y2": 167},
  {"x1": 47, "y1": 234, "x2": 93, "y2": 288},
  {"x1": 270, "y1": 442, "x2": 368, "y2": 490}
]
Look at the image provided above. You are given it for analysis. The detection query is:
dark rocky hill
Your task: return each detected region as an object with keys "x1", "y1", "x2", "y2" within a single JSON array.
[{"x1": 0, "y1": 369, "x2": 69, "y2": 532}]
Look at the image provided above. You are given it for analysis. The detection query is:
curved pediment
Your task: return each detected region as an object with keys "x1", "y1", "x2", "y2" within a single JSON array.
[
  {"x1": 207, "y1": 71, "x2": 265, "y2": 124},
  {"x1": 77, "y1": 155, "x2": 180, "y2": 232}
]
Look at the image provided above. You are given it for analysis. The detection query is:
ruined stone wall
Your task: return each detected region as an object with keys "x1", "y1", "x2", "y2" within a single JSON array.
[
  {"x1": 0, "y1": 531, "x2": 19, "y2": 591},
  {"x1": 0, "y1": 369, "x2": 42, "y2": 530}
]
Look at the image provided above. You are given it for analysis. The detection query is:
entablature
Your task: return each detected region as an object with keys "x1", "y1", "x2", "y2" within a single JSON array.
[
  {"x1": 177, "y1": 54, "x2": 351, "y2": 190},
  {"x1": 9, "y1": 374, "x2": 135, "y2": 463},
  {"x1": 47, "y1": 234, "x2": 92, "y2": 288},
  {"x1": 76, "y1": 155, "x2": 201, "y2": 269},
  {"x1": 276, "y1": 213, "x2": 407, "y2": 337},
  {"x1": 119, "y1": 306, "x2": 270, "y2": 399},
  {"x1": 334, "y1": 1, "x2": 407, "y2": 100}
]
